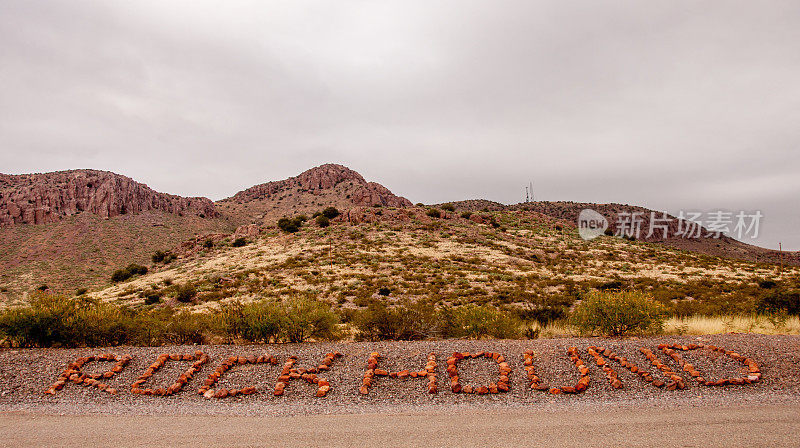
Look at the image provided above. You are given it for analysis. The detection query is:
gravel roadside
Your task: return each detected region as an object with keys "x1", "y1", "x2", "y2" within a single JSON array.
[{"x1": 1, "y1": 333, "x2": 797, "y2": 416}]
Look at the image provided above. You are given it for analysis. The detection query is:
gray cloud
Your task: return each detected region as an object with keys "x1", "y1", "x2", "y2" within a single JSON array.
[{"x1": 1, "y1": 0, "x2": 798, "y2": 249}]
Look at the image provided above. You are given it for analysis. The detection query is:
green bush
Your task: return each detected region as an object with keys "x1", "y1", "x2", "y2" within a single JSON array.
[
  {"x1": 144, "y1": 292, "x2": 162, "y2": 305},
  {"x1": 322, "y1": 207, "x2": 340, "y2": 219},
  {"x1": 426, "y1": 208, "x2": 441, "y2": 218},
  {"x1": 277, "y1": 216, "x2": 304, "y2": 233},
  {"x1": 214, "y1": 298, "x2": 338, "y2": 343},
  {"x1": 460, "y1": 211, "x2": 472, "y2": 219},
  {"x1": 758, "y1": 289, "x2": 800, "y2": 315},
  {"x1": 203, "y1": 239, "x2": 215, "y2": 249},
  {"x1": 281, "y1": 297, "x2": 339, "y2": 343},
  {"x1": 353, "y1": 300, "x2": 439, "y2": 341},
  {"x1": 441, "y1": 305, "x2": 522, "y2": 339},
  {"x1": 570, "y1": 291, "x2": 665, "y2": 336},
  {"x1": 441, "y1": 203, "x2": 455, "y2": 212},
  {"x1": 231, "y1": 237, "x2": 248, "y2": 247},
  {"x1": 152, "y1": 250, "x2": 176, "y2": 264},
  {"x1": 316, "y1": 215, "x2": 330, "y2": 227},
  {"x1": 174, "y1": 283, "x2": 197, "y2": 303},
  {"x1": 111, "y1": 264, "x2": 148, "y2": 283},
  {"x1": 0, "y1": 294, "x2": 135, "y2": 347}
]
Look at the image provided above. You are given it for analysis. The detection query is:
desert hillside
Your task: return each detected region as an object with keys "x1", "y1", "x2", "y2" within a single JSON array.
[{"x1": 1, "y1": 164, "x2": 797, "y2": 305}]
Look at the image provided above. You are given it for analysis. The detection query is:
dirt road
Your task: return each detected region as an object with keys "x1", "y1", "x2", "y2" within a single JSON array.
[{"x1": 3, "y1": 403, "x2": 799, "y2": 447}]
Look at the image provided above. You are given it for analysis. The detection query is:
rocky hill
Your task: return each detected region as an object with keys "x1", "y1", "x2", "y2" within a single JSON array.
[
  {"x1": 217, "y1": 164, "x2": 412, "y2": 225},
  {"x1": 0, "y1": 170, "x2": 218, "y2": 226},
  {"x1": 442, "y1": 200, "x2": 797, "y2": 266}
]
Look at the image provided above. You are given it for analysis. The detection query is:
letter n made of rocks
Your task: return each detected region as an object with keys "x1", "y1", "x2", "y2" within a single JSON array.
[
  {"x1": 587, "y1": 346, "x2": 685, "y2": 390},
  {"x1": 360, "y1": 352, "x2": 438, "y2": 395}
]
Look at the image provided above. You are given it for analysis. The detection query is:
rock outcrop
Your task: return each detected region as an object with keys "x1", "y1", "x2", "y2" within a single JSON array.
[
  {"x1": 0, "y1": 170, "x2": 218, "y2": 226},
  {"x1": 223, "y1": 164, "x2": 412, "y2": 208}
]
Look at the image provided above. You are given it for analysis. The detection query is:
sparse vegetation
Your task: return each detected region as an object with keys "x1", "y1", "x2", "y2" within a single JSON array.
[
  {"x1": 426, "y1": 208, "x2": 441, "y2": 218},
  {"x1": 441, "y1": 203, "x2": 455, "y2": 212},
  {"x1": 174, "y1": 283, "x2": 197, "y2": 303},
  {"x1": 152, "y1": 250, "x2": 176, "y2": 264},
  {"x1": 316, "y1": 215, "x2": 330, "y2": 227},
  {"x1": 277, "y1": 216, "x2": 305, "y2": 233},
  {"x1": 571, "y1": 290, "x2": 666, "y2": 336},
  {"x1": 231, "y1": 237, "x2": 248, "y2": 247},
  {"x1": 110, "y1": 264, "x2": 148, "y2": 283},
  {"x1": 322, "y1": 206, "x2": 340, "y2": 219}
]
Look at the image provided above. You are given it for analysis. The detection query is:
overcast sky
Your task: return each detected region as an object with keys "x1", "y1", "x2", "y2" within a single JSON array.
[{"x1": 1, "y1": 1, "x2": 798, "y2": 249}]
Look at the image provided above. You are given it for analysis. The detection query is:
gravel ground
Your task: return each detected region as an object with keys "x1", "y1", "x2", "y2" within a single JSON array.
[{"x1": 0, "y1": 334, "x2": 797, "y2": 416}]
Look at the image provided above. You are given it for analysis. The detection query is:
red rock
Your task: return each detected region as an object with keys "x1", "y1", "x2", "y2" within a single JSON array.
[
  {"x1": 359, "y1": 386, "x2": 369, "y2": 395},
  {"x1": 561, "y1": 386, "x2": 576, "y2": 394},
  {"x1": 462, "y1": 385, "x2": 473, "y2": 394},
  {"x1": 549, "y1": 388, "x2": 562, "y2": 395},
  {"x1": 316, "y1": 385, "x2": 331, "y2": 397}
]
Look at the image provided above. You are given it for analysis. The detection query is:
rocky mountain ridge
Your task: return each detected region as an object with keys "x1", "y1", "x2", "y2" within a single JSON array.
[{"x1": 0, "y1": 170, "x2": 217, "y2": 226}]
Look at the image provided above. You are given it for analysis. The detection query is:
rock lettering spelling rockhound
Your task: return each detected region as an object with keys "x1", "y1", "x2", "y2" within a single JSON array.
[{"x1": 45, "y1": 343, "x2": 761, "y2": 398}]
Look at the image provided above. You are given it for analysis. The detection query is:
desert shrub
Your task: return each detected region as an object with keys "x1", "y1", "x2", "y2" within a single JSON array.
[
  {"x1": 163, "y1": 311, "x2": 208, "y2": 344},
  {"x1": 426, "y1": 208, "x2": 441, "y2": 218},
  {"x1": 152, "y1": 250, "x2": 176, "y2": 263},
  {"x1": 280, "y1": 297, "x2": 339, "y2": 343},
  {"x1": 758, "y1": 280, "x2": 777, "y2": 289},
  {"x1": 316, "y1": 215, "x2": 330, "y2": 228},
  {"x1": 277, "y1": 217, "x2": 303, "y2": 233},
  {"x1": 441, "y1": 203, "x2": 455, "y2": 212},
  {"x1": 144, "y1": 292, "x2": 162, "y2": 305},
  {"x1": 0, "y1": 294, "x2": 137, "y2": 347},
  {"x1": 514, "y1": 304, "x2": 567, "y2": 326},
  {"x1": 231, "y1": 237, "x2": 248, "y2": 247},
  {"x1": 203, "y1": 239, "x2": 214, "y2": 249},
  {"x1": 111, "y1": 264, "x2": 148, "y2": 283},
  {"x1": 415, "y1": 202, "x2": 424, "y2": 207},
  {"x1": 322, "y1": 206, "x2": 340, "y2": 219},
  {"x1": 174, "y1": 283, "x2": 197, "y2": 303},
  {"x1": 37, "y1": 284, "x2": 49, "y2": 291},
  {"x1": 460, "y1": 211, "x2": 472, "y2": 219},
  {"x1": 74, "y1": 288, "x2": 88, "y2": 296},
  {"x1": 597, "y1": 280, "x2": 624, "y2": 291},
  {"x1": 215, "y1": 301, "x2": 283, "y2": 343},
  {"x1": 214, "y1": 298, "x2": 338, "y2": 343},
  {"x1": 440, "y1": 305, "x2": 522, "y2": 339},
  {"x1": 353, "y1": 301, "x2": 439, "y2": 341},
  {"x1": 758, "y1": 289, "x2": 800, "y2": 316},
  {"x1": 570, "y1": 291, "x2": 666, "y2": 336},
  {"x1": 377, "y1": 287, "x2": 391, "y2": 296}
]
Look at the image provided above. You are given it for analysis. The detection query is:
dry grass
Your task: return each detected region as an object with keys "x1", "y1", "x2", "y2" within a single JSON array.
[
  {"x1": 522, "y1": 315, "x2": 800, "y2": 338},
  {"x1": 663, "y1": 315, "x2": 800, "y2": 335}
]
